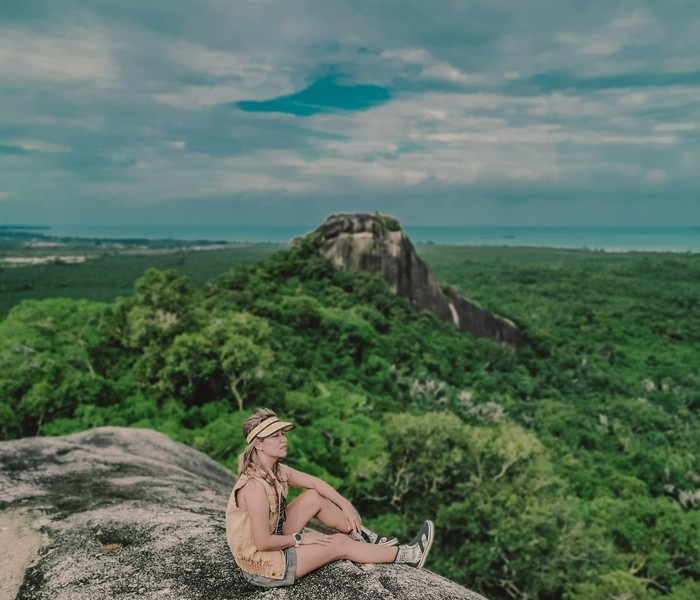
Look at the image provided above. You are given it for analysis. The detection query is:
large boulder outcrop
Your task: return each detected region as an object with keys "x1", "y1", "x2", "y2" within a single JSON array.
[
  {"x1": 0, "y1": 427, "x2": 487, "y2": 600},
  {"x1": 312, "y1": 213, "x2": 525, "y2": 346}
]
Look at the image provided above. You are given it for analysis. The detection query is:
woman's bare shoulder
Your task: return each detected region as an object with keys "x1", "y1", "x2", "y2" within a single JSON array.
[{"x1": 236, "y1": 478, "x2": 266, "y2": 509}]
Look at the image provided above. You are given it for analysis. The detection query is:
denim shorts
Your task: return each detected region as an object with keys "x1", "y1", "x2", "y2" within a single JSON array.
[{"x1": 241, "y1": 547, "x2": 297, "y2": 588}]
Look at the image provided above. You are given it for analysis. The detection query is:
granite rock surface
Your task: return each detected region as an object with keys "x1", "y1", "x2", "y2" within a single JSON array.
[{"x1": 0, "y1": 427, "x2": 487, "y2": 600}]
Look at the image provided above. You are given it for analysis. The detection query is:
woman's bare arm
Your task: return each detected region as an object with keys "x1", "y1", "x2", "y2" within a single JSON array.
[
  {"x1": 238, "y1": 480, "x2": 296, "y2": 551},
  {"x1": 287, "y1": 468, "x2": 361, "y2": 533},
  {"x1": 238, "y1": 479, "x2": 332, "y2": 550}
]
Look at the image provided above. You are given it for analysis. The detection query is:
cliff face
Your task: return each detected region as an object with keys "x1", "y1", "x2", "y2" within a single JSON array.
[
  {"x1": 0, "y1": 427, "x2": 487, "y2": 600},
  {"x1": 314, "y1": 213, "x2": 525, "y2": 346}
]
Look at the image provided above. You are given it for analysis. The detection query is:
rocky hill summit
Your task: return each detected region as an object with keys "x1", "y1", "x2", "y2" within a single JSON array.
[
  {"x1": 0, "y1": 427, "x2": 487, "y2": 600},
  {"x1": 312, "y1": 213, "x2": 525, "y2": 346}
]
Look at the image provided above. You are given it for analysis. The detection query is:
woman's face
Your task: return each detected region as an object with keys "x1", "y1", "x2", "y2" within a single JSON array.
[{"x1": 256, "y1": 430, "x2": 288, "y2": 460}]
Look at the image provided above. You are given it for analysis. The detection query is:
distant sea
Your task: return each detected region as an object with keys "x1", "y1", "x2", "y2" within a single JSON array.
[{"x1": 3, "y1": 224, "x2": 699, "y2": 253}]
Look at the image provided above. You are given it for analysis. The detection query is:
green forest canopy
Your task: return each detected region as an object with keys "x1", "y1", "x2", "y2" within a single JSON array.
[{"x1": 1, "y1": 238, "x2": 699, "y2": 600}]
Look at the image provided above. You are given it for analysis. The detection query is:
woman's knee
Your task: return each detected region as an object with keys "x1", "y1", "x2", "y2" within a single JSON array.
[{"x1": 297, "y1": 489, "x2": 323, "y2": 511}]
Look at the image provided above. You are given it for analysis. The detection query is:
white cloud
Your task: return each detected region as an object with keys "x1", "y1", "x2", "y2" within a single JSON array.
[
  {"x1": 167, "y1": 40, "x2": 291, "y2": 96},
  {"x1": 419, "y1": 64, "x2": 478, "y2": 84},
  {"x1": 556, "y1": 33, "x2": 623, "y2": 58},
  {"x1": 0, "y1": 27, "x2": 119, "y2": 87},
  {"x1": 380, "y1": 46, "x2": 486, "y2": 86},
  {"x1": 654, "y1": 122, "x2": 698, "y2": 132},
  {"x1": 618, "y1": 92, "x2": 649, "y2": 107},
  {"x1": 209, "y1": 172, "x2": 314, "y2": 194},
  {"x1": 645, "y1": 169, "x2": 668, "y2": 184},
  {"x1": 217, "y1": 86, "x2": 679, "y2": 195},
  {"x1": 380, "y1": 48, "x2": 432, "y2": 64},
  {"x1": 210, "y1": 156, "x2": 317, "y2": 194},
  {"x1": 556, "y1": 8, "x2": 655, "y2": 60},
  {"x1": 154, "y1": 85, "x2": 245, "y2": 109},
  {"x1": 153, "y1": 40, "x2": 296, "y2": 109},
  {"x1": 3, "y1": 139, "x2": 72, "y2": 153},
  {"x1": 526, "y1": 93, "x2": 609, "y2": 117},
  {"x1": 170, "y1": 42, "x2": 250, "y2": 78},
  {"x1": 420, "y1": 128, "x2": 676, "y2": 147}
]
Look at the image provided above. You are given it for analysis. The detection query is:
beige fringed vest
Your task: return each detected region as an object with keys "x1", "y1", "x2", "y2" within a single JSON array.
[{"x1": 225, "y1": 464, "x2": 290, "y2": 579}]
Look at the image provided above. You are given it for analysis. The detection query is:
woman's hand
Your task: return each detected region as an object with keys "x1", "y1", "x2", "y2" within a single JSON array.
[
  {"x1": 340, "y1": 501, "x2": 362, "y2": 535},
  {"x1": 299, "y1": 532, "x2": 333, "y2": 546}
]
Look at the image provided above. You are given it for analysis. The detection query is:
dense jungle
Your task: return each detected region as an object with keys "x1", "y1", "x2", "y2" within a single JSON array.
[{"x1": 1, "y1": 236, "x2": 698, "y2": 600}]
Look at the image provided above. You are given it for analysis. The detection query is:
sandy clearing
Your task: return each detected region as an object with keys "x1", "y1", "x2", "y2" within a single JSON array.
[{"x1": 0, "y1": 509, "x2": 48, "y2": 599}]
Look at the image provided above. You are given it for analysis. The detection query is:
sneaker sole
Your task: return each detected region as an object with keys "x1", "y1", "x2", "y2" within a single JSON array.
[{"x1": 416, "y1": 520, "x2": 434, "y2": 569}]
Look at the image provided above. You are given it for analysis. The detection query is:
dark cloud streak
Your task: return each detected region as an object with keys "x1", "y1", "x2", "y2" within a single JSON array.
[{"x1": 237, "y1": 76, "x2": 392, "y2": 116}]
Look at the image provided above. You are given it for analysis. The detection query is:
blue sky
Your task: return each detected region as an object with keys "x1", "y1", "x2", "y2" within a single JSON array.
[{"x1": 1, "y1": 0, "x2": 698, "y2": 227}]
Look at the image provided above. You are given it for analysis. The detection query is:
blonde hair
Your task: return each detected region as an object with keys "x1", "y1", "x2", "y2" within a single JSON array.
[{"x1": 238, "y1": 407, "x2": 289, "y2": 482}]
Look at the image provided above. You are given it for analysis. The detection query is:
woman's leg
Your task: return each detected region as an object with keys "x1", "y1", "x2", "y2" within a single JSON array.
[
  {"x1": 295, "y1": 534, "x2": 398, "y2": 579},
  {"x1": 283, "y1": 489, "x2": 349, "y2": 534}
]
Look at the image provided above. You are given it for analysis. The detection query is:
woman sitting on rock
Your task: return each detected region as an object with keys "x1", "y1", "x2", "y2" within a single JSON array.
[{"x1": 225, "y1": 407, "x2": 434, "y2": 588}]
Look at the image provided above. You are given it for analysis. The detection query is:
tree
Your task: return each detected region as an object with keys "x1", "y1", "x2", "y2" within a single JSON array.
[
  {"x1": 207, "y1": 312, "x2": 274, "y2": 411},
  {"x1": 0, "y1": 298, "x2": 107, "y2": 436}
]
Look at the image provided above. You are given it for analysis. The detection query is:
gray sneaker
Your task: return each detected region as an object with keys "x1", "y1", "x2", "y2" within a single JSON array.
[
  {"x1": 395, "y1": 520, "x2": 434, "y2": 568},
  {"x1": 349, "y1": 525, "x2": 398, "y2": 546}
]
